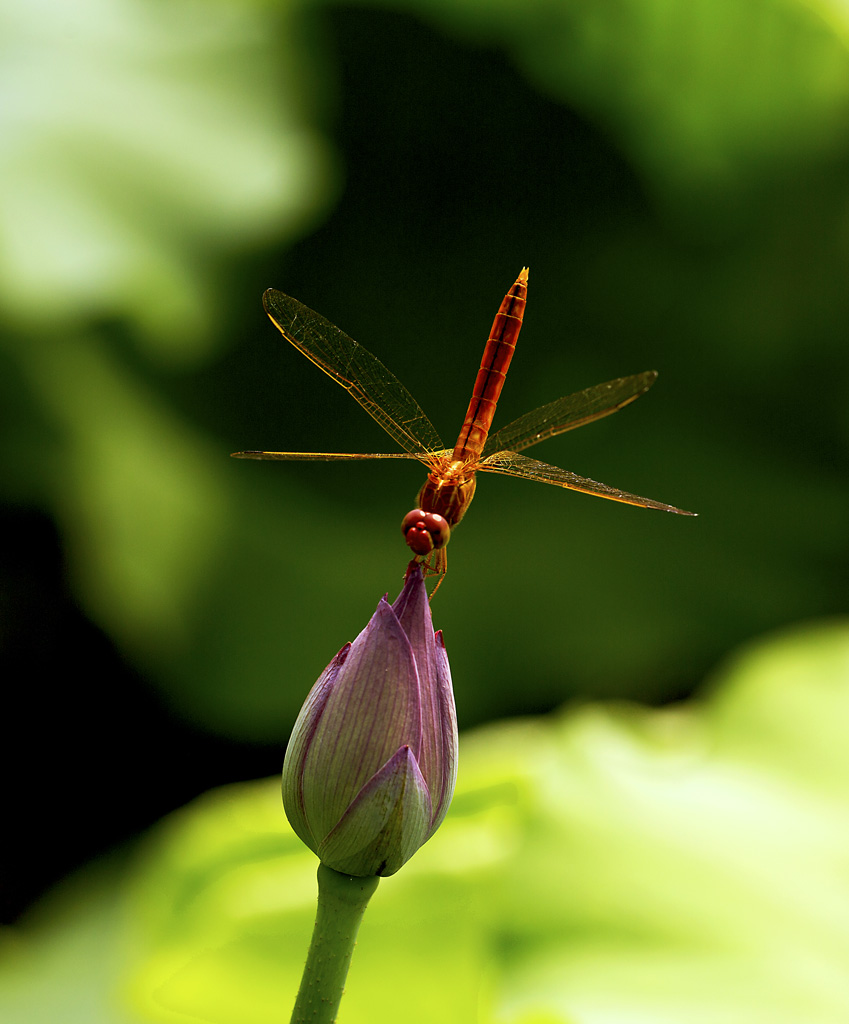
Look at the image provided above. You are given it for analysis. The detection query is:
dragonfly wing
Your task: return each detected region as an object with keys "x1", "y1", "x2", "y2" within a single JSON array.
[
  {"x1": 263, "y1": 289, "x2": 445, "y2": 456},
  {"x1": 230, "y1": 449, "x2": 448, "y2": 462},
  {"x1": 481, "y1": 371, "x2": 658, "y2": 458},
  {"x1": 478, "y1": 450, "x2": 696, "y2": 515}
]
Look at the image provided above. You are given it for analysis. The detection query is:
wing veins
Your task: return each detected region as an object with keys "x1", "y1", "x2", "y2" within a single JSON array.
[
  {"x1": 263, "y1": 289, "x2": 445, "y2": 456},
  {"x1": 481, "y1": 371, "x2": 658, "y2": 457},
  {"x1": 231, "y1": 450, "x2": 447, "y2": 462},
  {"x1": 478, "y1": 450, "x2": 696, "y2": 515}
]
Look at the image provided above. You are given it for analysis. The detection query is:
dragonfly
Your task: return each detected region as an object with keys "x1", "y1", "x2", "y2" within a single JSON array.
[{"x1": 233, "y1": 268, "x2": 695, "y2": 588}]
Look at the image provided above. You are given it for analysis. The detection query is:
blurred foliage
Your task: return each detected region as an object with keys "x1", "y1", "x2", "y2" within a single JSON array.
[
  {"x1": 3, "y1": 620, "x2": 849, "y2": 1022},
  {"x1": 0, "y1": 0, "x2": 337, "y2": 728},
  {"x1": 364, "y1": 0, "x2": 849, "y2": 215},
  {"x1": 0, "y1": 0, "x2": 333, "y2": 351}
]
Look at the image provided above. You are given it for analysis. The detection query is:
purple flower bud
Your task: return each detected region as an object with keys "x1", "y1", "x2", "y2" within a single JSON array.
[{"x1": 282, "y1": 565, "x2": 458, "y2": 877}]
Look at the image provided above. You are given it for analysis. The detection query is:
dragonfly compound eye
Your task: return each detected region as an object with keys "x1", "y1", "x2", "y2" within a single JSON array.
[{"x1": 401, "y1": 509, "x2": 451, "y2": 555}]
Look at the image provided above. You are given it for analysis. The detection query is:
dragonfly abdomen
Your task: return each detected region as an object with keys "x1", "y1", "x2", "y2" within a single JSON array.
[{"x1": 451, "y1": 267, "x2": 528, "y2": 462}]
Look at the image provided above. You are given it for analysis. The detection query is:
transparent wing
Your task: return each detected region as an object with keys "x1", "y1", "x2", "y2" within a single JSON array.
[
  {"x1": 481, "y1": 371, "x2": 658, "y2": 458},
  {"x1": 478, "y1": 450, "x2": 696, "y2": 515},
  {"x1": 230, "y1": 449, "x2": 450, "y2": 463},
  {"x1": 263, "y1": 289, "x2": 445, "y2": 456}
]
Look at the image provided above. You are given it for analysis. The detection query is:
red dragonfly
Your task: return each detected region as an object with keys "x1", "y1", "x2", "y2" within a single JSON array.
[{"x1": 233, "y1": 268, "x2": 695, "y2": 587}]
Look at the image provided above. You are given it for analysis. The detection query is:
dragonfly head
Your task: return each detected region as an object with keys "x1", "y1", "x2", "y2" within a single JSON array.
[{"x1": 401, "y1": 509, "x2": 451, "y2": 557}]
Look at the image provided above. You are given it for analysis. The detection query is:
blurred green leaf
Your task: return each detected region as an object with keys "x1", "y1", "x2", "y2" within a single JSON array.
[
  {"x1": 0, "y1": 0, "x2": 338, "y2": 707},
  {"x1": 6, "y1": 619, "x2": 849, "y2": 1022},
  {"x1": 0, "y1": 0, "x2": 333, "y2": 357},
  {"x1": 0, "y1": 859, "x2": 141, "y2": 1024},
  {"x1": 16, "y1": 330, "x2": 230, "y2": 656}
]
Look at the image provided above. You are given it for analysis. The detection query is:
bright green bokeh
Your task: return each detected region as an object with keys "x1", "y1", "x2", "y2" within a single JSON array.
[{"x1": 4, "y1": 620, "x2": 849, "y2": 1022}]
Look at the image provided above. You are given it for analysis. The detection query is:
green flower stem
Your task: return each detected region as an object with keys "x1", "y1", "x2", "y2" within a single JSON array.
[{"x1": 290, "y1": 864, "x2": 380, "y2": 1024}]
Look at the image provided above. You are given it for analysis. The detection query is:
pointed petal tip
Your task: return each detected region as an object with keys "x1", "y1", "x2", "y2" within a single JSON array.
[
  {"x1": 333, "y1": 642, "x2": 352, "y2": 666},
  {"x1": 317, "y1": 745, "x2": 432, "y2": 876},
  {"x1": 369, "y1": 593, "x2": 399, "y2": 629},
  {"x1": 391, "y1": 560, "x2": 430, "y2": 624},
  {"x1": 404, "y1": 560, "x2": 426, "y2": 586}
]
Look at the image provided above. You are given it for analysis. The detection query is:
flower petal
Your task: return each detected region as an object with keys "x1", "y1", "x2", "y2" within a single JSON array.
[
  {"x1": 317, "y1": 745, "x2": 432, "y2": 877},
  {"x1": 281, "y1": 644, "x2": 350, "y2": 851},
  {"x1": 392, "y1": 567, "x2": 458, "y2": 828},
  {"x1": 426, "y1": 631, "x2": 458, "y2": 836},
  {"x1": 301, "y1": 598, "x2": 423, "y2": 841}
]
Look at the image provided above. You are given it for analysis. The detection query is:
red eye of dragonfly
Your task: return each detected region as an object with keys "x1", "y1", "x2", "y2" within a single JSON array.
[
  {"x1": 401, "y1": 509, "x2": 450, "y2": 556},
  {"x1": 232, "y1": 268, "x2": 695, "y2": 591}
]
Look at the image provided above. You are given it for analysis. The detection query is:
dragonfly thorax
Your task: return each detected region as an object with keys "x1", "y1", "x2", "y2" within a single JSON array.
[{"x1": 416, "y1": 460, "x2": 477, "y2": 527}]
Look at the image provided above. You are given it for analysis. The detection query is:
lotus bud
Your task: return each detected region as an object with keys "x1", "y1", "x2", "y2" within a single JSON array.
[{"x1": 282, "y1": 565, "x2": 458, "y2": 876}]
